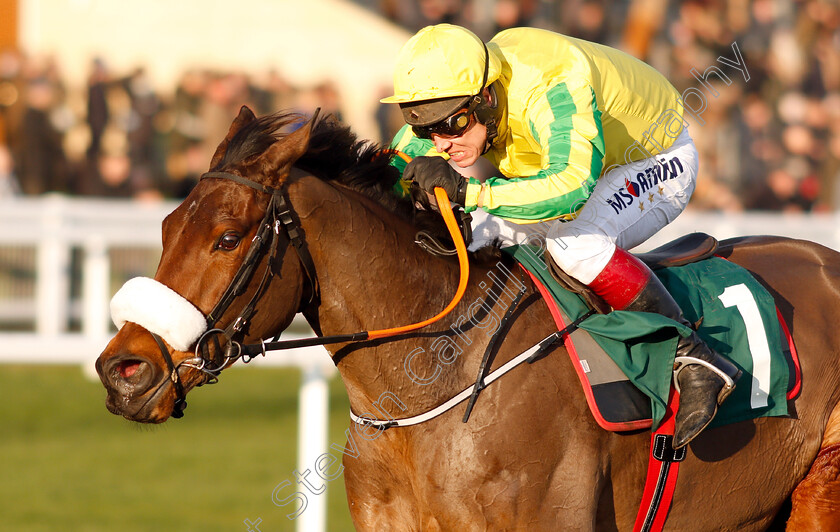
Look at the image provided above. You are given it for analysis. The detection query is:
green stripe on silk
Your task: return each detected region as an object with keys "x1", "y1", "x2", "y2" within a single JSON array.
[{"x1": 487, "y1": 183, "x2": 593, "y2": 220}]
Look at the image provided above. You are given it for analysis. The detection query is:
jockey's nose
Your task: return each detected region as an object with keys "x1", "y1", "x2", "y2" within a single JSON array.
[{"x1": 432, "y1": 135, "x2": 452, "y2": 153}]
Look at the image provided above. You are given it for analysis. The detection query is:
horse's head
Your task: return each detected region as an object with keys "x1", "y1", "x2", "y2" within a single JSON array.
[{"x1": 96, "y1": 106, "x2": 319, "y2": 423}]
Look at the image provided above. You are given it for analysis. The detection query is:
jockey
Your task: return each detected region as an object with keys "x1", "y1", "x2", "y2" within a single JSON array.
[{"x1": 381, "y1": 24, "x2": 742, "y2": 449}]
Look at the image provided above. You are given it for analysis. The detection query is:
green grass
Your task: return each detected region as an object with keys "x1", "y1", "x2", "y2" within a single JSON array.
[{"x1": 0, "y1": 365, "x2": 356, "y2": 531}]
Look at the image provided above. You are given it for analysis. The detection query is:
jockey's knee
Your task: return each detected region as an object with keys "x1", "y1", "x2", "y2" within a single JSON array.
[{"x1": 545, "y1": 225, "x2": 615, "y2": 285}]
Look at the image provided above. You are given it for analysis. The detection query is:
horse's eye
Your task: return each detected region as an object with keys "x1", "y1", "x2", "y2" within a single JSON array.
[{"x1": 218, "y1": 233, "x2": 241, "y2": 251}]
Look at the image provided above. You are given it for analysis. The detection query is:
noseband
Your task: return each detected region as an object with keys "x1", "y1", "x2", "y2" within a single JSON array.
[{"x1": 153, "y1": 169, "x2": 318, "y2": 418}]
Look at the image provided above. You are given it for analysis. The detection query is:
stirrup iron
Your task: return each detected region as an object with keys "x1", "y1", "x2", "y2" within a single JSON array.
[{"x1": 673, "y1": 355, "x2": 737, "y2": 401}]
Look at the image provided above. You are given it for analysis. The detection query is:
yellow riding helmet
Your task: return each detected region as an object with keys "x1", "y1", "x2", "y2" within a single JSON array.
[{"x1": 381, "y1": 24, "x2": 502, "y2": 126}]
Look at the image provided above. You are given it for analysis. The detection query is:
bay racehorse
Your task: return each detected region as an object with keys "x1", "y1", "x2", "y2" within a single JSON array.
[{"x1": 96, "y1": 107, "x2": 840, "y2": 531}]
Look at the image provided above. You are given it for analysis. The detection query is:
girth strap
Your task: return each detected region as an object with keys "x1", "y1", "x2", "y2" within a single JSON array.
[{"x1": 633, "y1": 389, "x2": 685, "y2": 532}]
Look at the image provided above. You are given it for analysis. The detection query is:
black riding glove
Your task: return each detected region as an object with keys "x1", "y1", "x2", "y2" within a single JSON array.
[{"x1": 404, "y1": 156, "x2": 467, "y2": 206}]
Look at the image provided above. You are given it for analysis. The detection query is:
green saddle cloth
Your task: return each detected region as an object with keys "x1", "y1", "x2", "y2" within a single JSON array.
[{"x1": 504, "y1": 245, "x2": 791, "y2": 429}]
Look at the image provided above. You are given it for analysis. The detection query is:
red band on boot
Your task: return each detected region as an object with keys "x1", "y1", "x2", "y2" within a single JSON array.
[{"x1": 588, "y1": 248, "x2": 652, "y2": 310}]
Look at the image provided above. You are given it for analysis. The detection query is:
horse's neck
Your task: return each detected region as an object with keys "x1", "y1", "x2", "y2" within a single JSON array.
[{"x1": 293, "y1": 179, "x2": 495, "y2": 416}]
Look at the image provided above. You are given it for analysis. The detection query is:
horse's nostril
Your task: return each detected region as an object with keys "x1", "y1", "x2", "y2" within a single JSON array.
[
  {"x1": 119, "y1": 360, "x2": 142, "y2": 379},
  {"x1": 103, "y1": 356, "x2": 156, "y2": 395}
]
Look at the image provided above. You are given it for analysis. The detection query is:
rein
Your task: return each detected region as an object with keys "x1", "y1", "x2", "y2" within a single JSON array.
[{"x1": 237, "y1": 187, "x2": 471, "y2": 356}]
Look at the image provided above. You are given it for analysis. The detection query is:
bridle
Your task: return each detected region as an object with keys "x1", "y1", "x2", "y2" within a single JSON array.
[
  {"x1": 200, "y1": 169, "x2": 320, "y2": 327},
  {"x1": 150, "y1": 168, "x2": 319, "y2": 418},
  {"x1": 145, "y1": 162, "x2": 478, "y2": 420}
]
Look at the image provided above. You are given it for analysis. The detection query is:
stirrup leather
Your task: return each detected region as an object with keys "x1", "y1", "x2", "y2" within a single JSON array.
[{"x1": 672, "y1": 356, "x2": 738, "y2": 401}]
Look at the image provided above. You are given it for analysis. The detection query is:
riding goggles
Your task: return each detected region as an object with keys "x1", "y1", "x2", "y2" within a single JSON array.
[{"x1": 412, "y1": 97, "x2": 480, "y2": 140}]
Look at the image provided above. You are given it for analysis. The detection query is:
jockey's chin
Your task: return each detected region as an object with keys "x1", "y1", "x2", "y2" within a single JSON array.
[{"x1": 451, "y1": 153, "x2": 480, "y2": 168}]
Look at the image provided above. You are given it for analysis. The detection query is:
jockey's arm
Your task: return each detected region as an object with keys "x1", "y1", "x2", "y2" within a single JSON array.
[
  {"x1": 388, "y1": 78, "x2": 606, "y2": 222},
  {"x1": 468, "y1": 79, "x2": 606, "y2": 223}
]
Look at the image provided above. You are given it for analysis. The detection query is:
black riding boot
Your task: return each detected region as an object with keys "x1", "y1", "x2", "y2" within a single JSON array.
[
  {"x1": 584, "y1": 247, "x2": 742, "y2": 450},
  {"x1": 623, "y1": 272, "x2": 743, "y2": 449}
]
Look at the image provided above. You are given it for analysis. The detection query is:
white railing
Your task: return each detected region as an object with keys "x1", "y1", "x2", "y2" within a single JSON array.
[
  {"x1": 3, "y1": 195, "x2": 840, "y2": 531},
  {"x1": 0, "y1": 194, "x2": 332, "y2": 361}
]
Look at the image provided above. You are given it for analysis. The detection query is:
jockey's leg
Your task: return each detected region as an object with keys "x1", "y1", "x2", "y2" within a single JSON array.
[
  {"x1": 466, "y1": 207, "x2": 550, "y2": 252},
  {"x1": 585, "y1": 246, "x2": 741, "y2": 448},
  {"x1": 545, "y1": 129, "x2": 740, "y2": 449}
]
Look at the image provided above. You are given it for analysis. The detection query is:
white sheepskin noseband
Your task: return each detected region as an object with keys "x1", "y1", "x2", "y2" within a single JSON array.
[{"x1": 110, "y1": 277, "x2": 208, "y2": 352}]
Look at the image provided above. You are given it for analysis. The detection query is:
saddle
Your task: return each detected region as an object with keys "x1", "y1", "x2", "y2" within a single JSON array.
[
  {"x1": 547, "y1": 232, "x2": 719, "y2": 314},
  {"x1": 506, "y1": 234, "x2": 795, "y2": 432}
]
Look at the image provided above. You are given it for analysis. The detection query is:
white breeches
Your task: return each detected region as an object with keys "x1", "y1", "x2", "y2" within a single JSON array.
[{"x1": 469, "y1": 129, "x2": 699, "y2": 284}]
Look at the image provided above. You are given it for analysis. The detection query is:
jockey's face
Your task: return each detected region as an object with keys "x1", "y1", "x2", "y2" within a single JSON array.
[{"x1": 431, "y1": 117, "x2": 487, "y2": 168}]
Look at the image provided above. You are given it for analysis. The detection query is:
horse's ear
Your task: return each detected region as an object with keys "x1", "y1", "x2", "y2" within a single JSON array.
[
  {"x1": 209, "y1": 105, "x2": 257, "y2": 169},
  {"x1": 260, "y1": 109, "x2": 321, "y2": 180}
]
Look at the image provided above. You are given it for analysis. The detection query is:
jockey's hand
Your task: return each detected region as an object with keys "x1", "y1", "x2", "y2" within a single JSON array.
[{"x1": 404, "y1": 156, "x2": 467, "y2": 206}]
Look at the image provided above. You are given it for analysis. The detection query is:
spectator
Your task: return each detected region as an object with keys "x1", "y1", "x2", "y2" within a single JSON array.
[
  {"x1": 123, "y1": 68, "x2": 164, "y2": 194},
  {"x1": 381, "y1": 0, "x2": 470, "y2": 34},
  {"x1": 86, "y1": 58, "x2": 110, "y2": 160},
  {"x1": 13, "y1": 76, "x2": 67, "y2": 194}
]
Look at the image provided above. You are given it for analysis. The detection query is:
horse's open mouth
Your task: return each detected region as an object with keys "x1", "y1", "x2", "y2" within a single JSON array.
[
  {"x1": 104, "y1": 381, "x2": 172, "y2": 423},
  {"x1": 102, "y1": 362, "x2": 207, "y2": 423}
]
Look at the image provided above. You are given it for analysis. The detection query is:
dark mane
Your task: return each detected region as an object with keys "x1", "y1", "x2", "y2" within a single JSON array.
[
  {"x1": 212, "y1": 110, "x2": 501, "y2": 261},
  {"x1": 213, "y1": 111, "x2": 409, "y2": 217}
]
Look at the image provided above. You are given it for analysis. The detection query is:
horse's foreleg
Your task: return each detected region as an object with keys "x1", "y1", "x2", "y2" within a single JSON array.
[
  {"x1": 787, "y1": 405, "x2": 840, "y2": 531},
  {"x1": 787, "y1": 444, "x2": 840, "y2": 531}
]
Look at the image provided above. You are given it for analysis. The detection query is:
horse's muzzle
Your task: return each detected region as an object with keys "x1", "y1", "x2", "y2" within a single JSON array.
[{"x1": 96, "y1": 353, "x2": 173, "y2": 423}]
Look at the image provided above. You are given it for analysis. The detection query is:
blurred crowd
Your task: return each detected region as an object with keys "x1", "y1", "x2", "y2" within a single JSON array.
[
  {"x1": 0, "y1": 0, "x2": 838, "y2": 213},
  {"x1": 0, "y1": 54, "x2": 343, "y2": 200}
]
